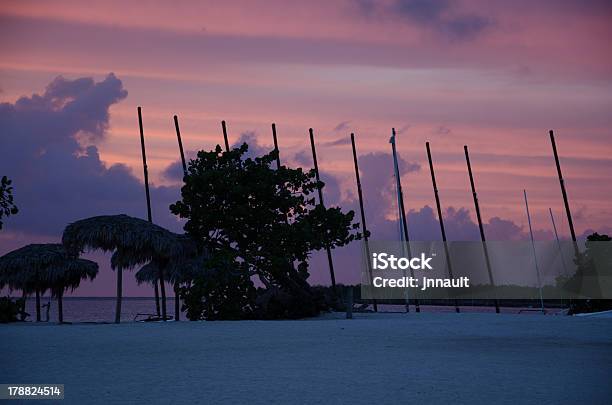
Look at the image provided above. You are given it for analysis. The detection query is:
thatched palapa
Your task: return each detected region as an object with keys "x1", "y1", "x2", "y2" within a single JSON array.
[
  {"x1": 63, "y1": 214, "x2": 194, "y2": 260},
  {"x1": 0, "y1": 243, "x2": 98, "y2": 322},
  {"x1": 62, "y1": 214, "x2": 197, "y2": 323}
]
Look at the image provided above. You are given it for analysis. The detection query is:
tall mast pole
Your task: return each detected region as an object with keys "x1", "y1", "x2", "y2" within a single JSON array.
[
  {"x1": 139, "y1": 107, "x2": 153, "y2": 223},
  {"x1": 174, "y1": 115, "x2": 187, "y2": 173},
  {"x1": 524, "y1": 190, "x2": 545, "y2": 314},
  {"x1": 272, "y1": 123, "x2": 281, "y2": 169},
  {"x1": 138, "y1": 107, "x2": 167, "y2": 321},
  {"x1": 464, "y1": 145, "x2": 500, "y2": 313},
  {"x1": 222, "y1": 120, "x2": 230, "y2": 152},
  {"x1": 549, "y1": 130, "x2": 579, "y2": 257},
  {"x1": 426, "y1": 142, "x2": 460, "y2": 313},
  {"x1": 172, "y1": 115, "x2": 189, "y2": 322},
  {"x1": 390, "y1": 128, "x2": 419, "y2": 313},
  {"x1": 309, "y1": 128, "x2": 337, "y2": 293},
  {"x1": 351, "y1": 133, "x2": 377, "y2": 312}
]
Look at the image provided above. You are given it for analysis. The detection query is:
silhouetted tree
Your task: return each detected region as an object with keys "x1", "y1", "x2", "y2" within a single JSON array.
[
  {"x1": 0, "y1": 176, "x2": 18, "y2": 230},
  {"x1": 171, "y1": 143, "x2": 360, "y2": 319},
  {"x1": 567, "y1": 232, "x2": 612, "y2": 314}
]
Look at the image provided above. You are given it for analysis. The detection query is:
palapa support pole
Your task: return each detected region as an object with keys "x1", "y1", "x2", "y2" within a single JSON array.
[
  {"x1": 57, "y1": 288, "x2": 64, "y2": 323},
  {"x1": 426, "y1": 142, "x2": 460, "y2": 313},
  {"x1": 20, "y1": 290, "x2": 26, "y2": 321},
  {"x1": 549, "y1": 130, "x2": 579, "y2": 257},
  {"x1": 390, "y1": 129, "x2": 419, "y2": 313},
  {"x1": 524, "y1": 190, "x2": 545, "y2": 314},
  {"x1": 153, "y1": 282, "x2": 161, "y2": 318},
  {"x1": 272, "y1": 123, "x2": 281, "y2": 169},
  {"x1": 115, "y1": 266, "x2": 122, "y2": 324},
  {"x1": 464, "y1": 145, "x2": 500, "y2": 313},
  {"x1": 172, "y1": 114, "x2": 189, "y2": 321},
  {"x1": 173, "y1": 284, "x2": 180, "y2": 322},
  {"x1": 138, "y1": 106, "x2": 167, "y2": 322},
  {"x1": 350, "y1": 133, "x2": 377, "y2": 312},
  {"x1": 222, "y1": 120, "x2": 230, "y2": 152},
  {"x1": 35, "y1": 289, "x2": 41, "y2": 322},
  {"x1": 309, "y1": 128, "x2": 337, "y2": 293}
]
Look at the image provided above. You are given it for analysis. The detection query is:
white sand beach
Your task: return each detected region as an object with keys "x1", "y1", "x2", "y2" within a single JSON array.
[{"x1": 1, "y1": 312, "x2": 611, "y2": 404}]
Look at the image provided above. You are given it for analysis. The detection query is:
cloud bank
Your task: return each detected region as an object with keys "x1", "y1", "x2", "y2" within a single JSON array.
[{"x1": 0, "y1": 74, "x2": 181, "y2": 238}]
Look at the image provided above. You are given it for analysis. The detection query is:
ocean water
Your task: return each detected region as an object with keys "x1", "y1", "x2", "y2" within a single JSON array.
[
  {"x1": 20, "y1": 297, "x2": 186, "y2": 323},
  {"x1": 15, "y1": 297, "x2": 560, "y2": 323}
]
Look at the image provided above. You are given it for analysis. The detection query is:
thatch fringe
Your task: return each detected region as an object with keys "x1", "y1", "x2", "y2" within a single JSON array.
[
  {"x1": 0, "y1": 243, "x2": 99, "y2": 294},
  {"x1": 62, "y1": 215, "x2": 196, "y2": 266}
]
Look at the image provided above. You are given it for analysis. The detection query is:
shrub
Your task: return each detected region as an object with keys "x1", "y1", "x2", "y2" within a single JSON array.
[{"x1": 0, "y1": 297, "x2": 28, "y2": 323}]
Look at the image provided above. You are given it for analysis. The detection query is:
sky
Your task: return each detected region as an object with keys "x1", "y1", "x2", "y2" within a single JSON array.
[{"x1": 1, "y1": 0, "x2": 611, "y2": 296}]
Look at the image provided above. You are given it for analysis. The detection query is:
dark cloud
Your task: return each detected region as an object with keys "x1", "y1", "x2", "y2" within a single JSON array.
[
  {"x1": 357, "y1": 151, "x2": 420, "y2": 226},
  {"x1": 485, "y1": 217, "x2": 524, "y2": 241},
  {"x1": 356, "y1": 0, "x2": 493, "y2": 40},
  {"x1": 394, "y1": 0, "x2": 448, "y2": 23},
  {"x1": 0, "y1": 74, "x2": 182, "y2": 238},
  {"x1": 322, "y1": 137, "x2": 352, "y2": 147},
  {"x1": 230, "y1": 131, "x2": 273, "y2": 160},
  {"x1": 292, "y1": 150, "x2": 312, "y2": 167},
  {"x1": 440, "y1": 14, "x2": 491, "y2": 40},
  {"x1": 162, "y1": 148, "x2": 200, "y2": 182},
  {"x1": 434, "y1": 125, "x2": 451, "y2": 135},
  {"x1": 163, "y1": 158, "x2": 189, "y2": 182},
  {"x1": 333, "y1": 121, "x2": 351, "y2": 132}
]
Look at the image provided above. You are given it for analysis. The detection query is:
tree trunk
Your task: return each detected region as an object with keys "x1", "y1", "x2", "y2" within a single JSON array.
[
  {"x1": 174, "y1": 283, "x2": 180, "y2": 321},
  {"x1": 154, "y1": 281, "x2": 161, "y2": 317},
  {"x1": 57, "y1": 289, "x2": 64, "y2": 324},
  {"x1": 115, "y1": 267, "x2": 123, "y2": 323},
  {"x1": 35, "y1": 289, "x2": 41, "y2": 322},
  {"x1": 20, "y1": 290, "x2": 27, "y2": 321},
  {"x1": 159, "y1": 264, "x2": 167, "y2": 321}
]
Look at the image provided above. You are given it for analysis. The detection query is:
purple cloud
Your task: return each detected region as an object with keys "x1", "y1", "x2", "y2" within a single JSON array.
[
  {"x1": 322, "y1": 137, "x2": 352, "y2": 147},
  {"x1": 0, "y1": 74, "x2": 182, "y2": 238},
  {"x1": 333, "y1": 121, "x2": 351, "y2": 132},
  {"x1": 356, "y1": 0, "x2": 493, "y2": 40}
]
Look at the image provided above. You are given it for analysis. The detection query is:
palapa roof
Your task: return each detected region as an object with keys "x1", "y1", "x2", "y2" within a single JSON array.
[
  {"x1": 0, "y1": 243, "x2": 98, "y2": 294},
  {"x1": 45, "y1": 258, "x2": 99, "y2": 293},
  {"x1": 62, "y1": 214, "x2": 196, "y2": 268}
]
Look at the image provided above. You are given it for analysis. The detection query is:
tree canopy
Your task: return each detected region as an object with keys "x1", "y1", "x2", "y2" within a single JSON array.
[
  {"x1": 170, "y1": 143, "x2": 360, "y2": 319},
  {"x1": 0, "y1": 176, "x2": 18, "y2": 230}
]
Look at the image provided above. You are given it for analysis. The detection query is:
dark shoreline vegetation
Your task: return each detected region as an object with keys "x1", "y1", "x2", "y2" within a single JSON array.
[
  {"x1": 170, "y1": 144, "x2": 359, "y2": 320},
  {"x1": 2, "y1": 138, "x2": 611, "y2": 323}
]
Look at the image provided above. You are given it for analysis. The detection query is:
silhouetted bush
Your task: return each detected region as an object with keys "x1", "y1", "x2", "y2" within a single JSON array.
[
  {"x1": 0, "y1": 297, "x2": 28, "y2": 323},
  {"x1": 173, "y1": 143, "x2": 359, "y2": 320}
]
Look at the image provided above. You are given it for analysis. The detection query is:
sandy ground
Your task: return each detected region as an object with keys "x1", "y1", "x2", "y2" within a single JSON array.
[{"x1": 1, "y1": 312, "x2": 611, "y2": 404}]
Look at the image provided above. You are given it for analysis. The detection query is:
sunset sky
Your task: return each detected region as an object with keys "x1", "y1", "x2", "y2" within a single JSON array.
[{"x1": 1, "y1": 0, "x2": 611, "y2": 294}]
